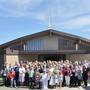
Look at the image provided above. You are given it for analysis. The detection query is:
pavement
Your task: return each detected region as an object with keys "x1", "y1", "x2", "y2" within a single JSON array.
[{"x1": 0, "y1": 86, "x2": 89, "y2": 90}]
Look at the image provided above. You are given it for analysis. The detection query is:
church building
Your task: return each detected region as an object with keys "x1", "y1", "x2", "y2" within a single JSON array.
[{"x1": 0, "y1": 29, "x2": 90, "y2": 69}]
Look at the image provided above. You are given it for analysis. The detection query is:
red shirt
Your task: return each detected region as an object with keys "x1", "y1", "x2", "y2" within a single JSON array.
[{"x1": 8, "y1": 71, "x2": 16, "y2": 80}]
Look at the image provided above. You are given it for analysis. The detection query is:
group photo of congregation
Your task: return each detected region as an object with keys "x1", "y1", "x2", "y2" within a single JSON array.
[
  {"x1": 0, "y1": 59, "x2": 90, "y2": 90},
  {"x1": 1, "y1": 1, "x2": 90, "y2": 90}
]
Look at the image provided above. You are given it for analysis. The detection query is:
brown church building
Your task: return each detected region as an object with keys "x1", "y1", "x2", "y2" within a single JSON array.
[{"x1": 0, "y1": 29, "x2": 90, "y2": 69}]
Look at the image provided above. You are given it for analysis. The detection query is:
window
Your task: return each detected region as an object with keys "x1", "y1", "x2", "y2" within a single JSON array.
[
  {"x1": 78, "y1": 44, "x2": 90, "y2": 50},
  {"x1": 25, "y1": 39, "x2": 44, "y2": 51},
  {"x1": 10, "y1": 45, "x2": 23, "y2": 50},
  {"x1": 58, "y1": 38, "x2": 75, "y2": 50}
]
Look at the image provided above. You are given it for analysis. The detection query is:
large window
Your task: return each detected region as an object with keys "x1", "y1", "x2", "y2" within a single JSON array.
[
  {"x1": 78, "y1": 44, "x2": 90, "y2": 50},
  {"x1": 58, "y1": 38, "x2": 75, "y2": 50},
  {"x1": 25, "y1": 39, "x2": 44, "y2": 51}
]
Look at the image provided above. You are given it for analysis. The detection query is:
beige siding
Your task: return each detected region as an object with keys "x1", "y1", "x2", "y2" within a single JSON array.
[
  {"x1": 43, "y1": 36, "x2": 58, "y2": 50},
  {"x1": 66, "y1": 54, "x2": 90, "y2": 61},
  {"x1": 6, "y1": 55, "x2": 19, "y2": 65}
]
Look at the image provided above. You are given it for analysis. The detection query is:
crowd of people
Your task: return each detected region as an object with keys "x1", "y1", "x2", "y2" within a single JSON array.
[{"x1": 1, "y1": 60, "x2": 90, "y2": 90}]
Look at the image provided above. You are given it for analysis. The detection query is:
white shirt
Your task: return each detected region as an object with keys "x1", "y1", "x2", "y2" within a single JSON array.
[{"x1": 19, "y1": 67, "x2": 25, "y2": 77}]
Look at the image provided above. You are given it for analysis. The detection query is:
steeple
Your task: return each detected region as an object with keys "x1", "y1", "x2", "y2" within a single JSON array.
[
  {"x1": 47, "y1": 6, "x2": 54, "y2": 30},
  {"x1": 48, "y1": 15, "x2": 52, "y2": 29}
]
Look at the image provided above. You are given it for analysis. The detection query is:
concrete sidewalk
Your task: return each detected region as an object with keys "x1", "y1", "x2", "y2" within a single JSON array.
[{"x1": 0, "y1": 86, "x2": 88, "y2": 90}]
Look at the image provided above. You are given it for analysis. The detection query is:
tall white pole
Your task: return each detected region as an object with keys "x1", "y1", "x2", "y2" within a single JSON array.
[
  {"x1": 76, "y1": 43, "x2": 78, "y2": 51},
  {"x1": 48, "y1": 15, "x2": 52, "y2": 29},
  {"x1": 23, "y1": 44, "x2": 26, "y2": 51}
]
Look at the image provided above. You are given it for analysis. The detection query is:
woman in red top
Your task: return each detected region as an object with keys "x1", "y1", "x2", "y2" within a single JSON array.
[{"x1": 8, "y1": 69, "x2": 16, "y2": 88}]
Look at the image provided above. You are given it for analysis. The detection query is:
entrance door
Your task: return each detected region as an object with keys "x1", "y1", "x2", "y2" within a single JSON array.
[{"x1": 38, "y1": 54, "x2": 66, "y2": 61}]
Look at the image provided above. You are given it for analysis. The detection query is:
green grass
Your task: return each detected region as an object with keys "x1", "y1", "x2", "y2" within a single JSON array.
[{"x1": 0, "y1": 77, "x2": 3, "y2": 81}]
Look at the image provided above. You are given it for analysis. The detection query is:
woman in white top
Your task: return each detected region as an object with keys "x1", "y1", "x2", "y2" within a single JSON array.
[{"x1": 19, "y1": 65, "x2": 25, "y2": 86}]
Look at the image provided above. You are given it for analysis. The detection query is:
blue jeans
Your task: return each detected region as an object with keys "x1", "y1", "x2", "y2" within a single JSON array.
[{"x1": 10, "y1": 78, "x2": 16, "y2": 87}]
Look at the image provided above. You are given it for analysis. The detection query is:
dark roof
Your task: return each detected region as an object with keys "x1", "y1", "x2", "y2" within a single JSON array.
[
  {"x1": 51, "y1": 29, "x2": 90, "y2": 42},
  {"x1": 0, "y1": 29, "x2": 90, "y2": 49}
]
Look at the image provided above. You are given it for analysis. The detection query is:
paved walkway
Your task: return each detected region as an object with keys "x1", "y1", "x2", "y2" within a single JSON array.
[{"x1": 0, "y1": 86, "x2": 89, "y2": 90}]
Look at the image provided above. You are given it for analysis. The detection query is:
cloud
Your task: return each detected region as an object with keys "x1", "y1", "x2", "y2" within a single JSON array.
[
  {"x1": 60, "y1": 14, "x2": 90, "y2": 29},
  {"x1": 0, "y1": 0, "x2": 90, "y2": 30},
  {"x1": 0, "y1": 0, "x2": 44, "y2": 17},
  {"x1": 36, "y1": 13, "x2": 47, "y2": 21},
  {"x1": 0, "y1": 0, "x2": 43, "y2": 9},
  {"x1": 82, "y1": 29, "x2": 90, "y2": 33}
]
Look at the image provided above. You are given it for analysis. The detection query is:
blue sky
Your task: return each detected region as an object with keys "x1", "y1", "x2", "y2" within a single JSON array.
[{"x1": 0, "y1": 0, "x2": 90, "y2": 44}]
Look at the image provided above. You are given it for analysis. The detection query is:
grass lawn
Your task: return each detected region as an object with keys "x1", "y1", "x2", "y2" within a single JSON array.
[
  {"x1": 0, "y1": 75, "x2": 3, "y2": 81},
  {"x1": 0, "y1": 77, "x2": 3, "y2": 81}
]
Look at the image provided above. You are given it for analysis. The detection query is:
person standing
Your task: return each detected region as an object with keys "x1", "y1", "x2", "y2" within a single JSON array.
[
  {"x1": 25, "y1": 68, "x2": 29, "y2": 86},
  {"x1": 77, "y1": 70, "x2": 82, "y2": 86},
  {"x1": 2, "y1": 66, "x2": 8, "y2": 86},
  {"x1": 87, "y1": 69, "x2": 90, "y2": 86},
  {"x1": 19, "y1": 64, "x2": 25, "y2": 86},
  {"x1": 65, "y1": 67, "x2": 71, "y2": 87},
  {"x1": 14, "y1": 63, "x2": 19, "y2": 86},
  {"x1": 8, "y1": 69, "x2": 16, "y2": 88},
  {"x1": 82, "y1": 66, "x2": 88, "y2": 87},
  {"x1": 41, "y1": 71, "x2": 48, "y2": 90},
  {"x1": 28, "y1": 67, "x2": 34, "y2": 88},
  {"x1": 58, "y1": 70, "x2": 63, "y2": 88}
]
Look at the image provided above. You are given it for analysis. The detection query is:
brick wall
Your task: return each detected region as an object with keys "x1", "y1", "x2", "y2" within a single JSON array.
[
  {"x1": 19, "y1": 54, "x2": 38, "y2": 61},
  {"x1": 66, "y1": 54, "x2": 90, "y2": 61}
]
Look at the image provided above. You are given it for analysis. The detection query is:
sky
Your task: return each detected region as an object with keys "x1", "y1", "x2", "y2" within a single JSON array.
[{"x1": 0, "y1": 0, "x2": 90, "y2": 44}]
